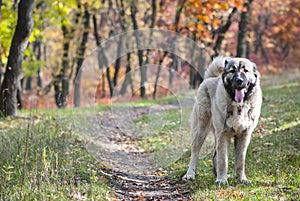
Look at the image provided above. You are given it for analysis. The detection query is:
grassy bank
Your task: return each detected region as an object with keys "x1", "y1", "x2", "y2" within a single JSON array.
[
  {"x1": 0, "y1": 109, "x2": 114, "y2": 200},
  {"x1": 162, "y1": 76, "x2": 300, "y2": 200}
]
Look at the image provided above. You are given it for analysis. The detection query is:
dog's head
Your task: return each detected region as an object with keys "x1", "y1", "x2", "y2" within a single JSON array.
[{"x1": 222, "y1": 57, "x2": 259, "y2": 103}]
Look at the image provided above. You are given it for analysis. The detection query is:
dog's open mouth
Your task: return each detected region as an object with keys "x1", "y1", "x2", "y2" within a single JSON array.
[{"x1": 234, "y1": 88, "x2": 247, "y2": 103}]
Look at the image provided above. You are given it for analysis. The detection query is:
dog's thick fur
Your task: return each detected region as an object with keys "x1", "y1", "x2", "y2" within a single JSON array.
[{"x1": 183, "y1": 56, "x2": 262, "y2": 184}]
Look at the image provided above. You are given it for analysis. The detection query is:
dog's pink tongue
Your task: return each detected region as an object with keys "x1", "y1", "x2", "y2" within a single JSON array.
[{"x1": 235, "y1": 89, "x2": 246, "y2": 103}]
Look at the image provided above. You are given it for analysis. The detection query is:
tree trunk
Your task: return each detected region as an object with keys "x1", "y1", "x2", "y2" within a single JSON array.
[
  {"x1": 213, "y1": 8, "x2": 237, "y2": 57},
  {"x1": 0, "y1": 58, "x2": 4, "y2": 84},
  {"x1": 106, "y1": 31, "x2": 114, "y2": 97},
  {"x1": 25, "y1": 77, "x2": 32, "y2": 91},
  {"x1": 169, "y1": 54, "x2": 179, "y2": 86},
  {"x1": 144, "y1": 0, "x2": 157, "y2": 72},
  {"x1": 92, "y1": 14, "x2": 108, "y2": 98},
  {"x1": 130, "y1": 2, "x2": 147, "y2": 99},
  {"x1": 153, "y1": 51, "x2": 168, "y2": 99},
  {"x1": 254, "y1": 16, "x2": 269, "y2": 64},
  {"x1": 17, "y1": 85, "x2": 22, "y2": 109},
  {"x1": 54, "y1": 25, "x2": 71, "y2": 108},
  {"x1": 74, "y1": 5, "x2": 90, "y2": 107},
  {"x1": 236, "y1": 0, "x2": 252, "y2": 57},
  {"x1": 113, "y1": 35, "x2": 123, "y2": 89},
  {"x1": 120, "y1": 52, "x2": 135, "y2": 96},
  {"x1": 118, "y1": 0, "x2": 134, "y2": 97},
  {"x1": 189, "y1": 31, "x2": 197, "y2": 89},
  {"x1": 34, "y1": 41, "x2": 42, "y2": 88},
  {"x1": 0, "y1": 0, "x2": 34, "y2": 117},
  {"x1": 25, "y1": 41, "x2": 42, "y2": 91}
]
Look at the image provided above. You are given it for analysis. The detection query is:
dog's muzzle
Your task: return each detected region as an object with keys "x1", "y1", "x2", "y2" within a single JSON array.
[{"x1": 233, "y1": 76, "x2": 247, "y2": 103}]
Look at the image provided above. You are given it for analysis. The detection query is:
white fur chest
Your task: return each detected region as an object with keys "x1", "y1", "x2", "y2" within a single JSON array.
[{"x1": 225, "y1": 102, "x2": 252, "y2": 134}]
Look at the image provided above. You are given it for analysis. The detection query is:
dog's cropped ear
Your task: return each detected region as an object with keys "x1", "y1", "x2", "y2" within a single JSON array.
[
  {"x1": 252, "y1": 62, "x2": 257, "y2": 71},
  {"x1": 224, "y1": 57, "x2": 233, "y2": 67},
  {"x1": 252, "y1": 62, "x2": 259, "y2": 78}
]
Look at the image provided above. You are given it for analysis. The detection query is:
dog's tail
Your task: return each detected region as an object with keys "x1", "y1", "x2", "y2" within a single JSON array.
[{"x1": 204, "y1": 56, "x2": 229, "y2": 79}]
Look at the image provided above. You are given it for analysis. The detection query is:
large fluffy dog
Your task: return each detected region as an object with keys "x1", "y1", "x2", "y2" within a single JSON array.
[{"x1": 183, "y1": 56, "x2": 262, "y2": 184}]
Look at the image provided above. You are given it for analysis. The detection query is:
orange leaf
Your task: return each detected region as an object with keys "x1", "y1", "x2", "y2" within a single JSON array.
[
  {"x1": 197, "y1": 24, "x2": 205, "y2": 31},
  {"x1": 202, "y1": 15, "x2": 210, "y2": 23}
]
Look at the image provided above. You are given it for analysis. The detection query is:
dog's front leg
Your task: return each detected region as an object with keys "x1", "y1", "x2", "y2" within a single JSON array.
[
  {"x1": 215, "y1": 134, "x2": 230, "y2": 184},
  {"x1": 234, "y1": 133, "x2": 252, "y2": 184}
]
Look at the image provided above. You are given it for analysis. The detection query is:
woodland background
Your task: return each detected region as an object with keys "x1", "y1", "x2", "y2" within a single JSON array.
[{"x1": 0, "y1": 0, "x2": 300, "y2": 115}]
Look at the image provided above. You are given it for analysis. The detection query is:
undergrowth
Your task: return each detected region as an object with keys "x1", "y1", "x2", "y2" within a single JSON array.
[{"x1": 0, "y1": 110, "x2": 113, "y2": 200}]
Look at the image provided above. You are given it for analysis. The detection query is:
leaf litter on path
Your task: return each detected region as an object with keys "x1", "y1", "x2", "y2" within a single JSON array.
[{"x1": 73, "y1": 103, "x2": 192, "y2": 200}]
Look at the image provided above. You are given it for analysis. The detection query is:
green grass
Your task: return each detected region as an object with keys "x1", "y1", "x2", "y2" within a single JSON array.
[
  {"x1": 136, "y1": 75, "x2": 300, "y2": 200},
  {"x1": 1, "y1": 75, "x2": 299, "y2": 200},
  {"x1": 0, "y1": 111, "x2": 114, "y2": 200},
  {"x1": 136, "y1": 108, "x2": 192, "y2": 167}
]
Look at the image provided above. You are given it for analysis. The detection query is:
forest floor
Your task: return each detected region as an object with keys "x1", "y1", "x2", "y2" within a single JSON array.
[
  {"x1": 93, "y1": 104, "x2": 190, "y2": 201},
  {"x1": 76, "y1": 100, "x2": 193, "y2": 200}
]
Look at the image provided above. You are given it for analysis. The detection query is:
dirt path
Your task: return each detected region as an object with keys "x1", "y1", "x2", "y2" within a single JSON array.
[{"x1": 79, "y1": 104, "x2": 192, "y2": 200}]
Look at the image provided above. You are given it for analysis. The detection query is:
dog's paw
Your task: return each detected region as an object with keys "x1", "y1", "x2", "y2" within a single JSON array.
[
  {"x1": 240, "y1": 179, "x2": 252, "y2": 185},
  {"x1": 215, "y1": 178, "x2": 229, "y2": 186},
  {"x1": 236, "y1": 175, "x2": 251, "y2": 185},
  {"x1": 182, "y1": 170, "x2": 195, "y2": 181}
]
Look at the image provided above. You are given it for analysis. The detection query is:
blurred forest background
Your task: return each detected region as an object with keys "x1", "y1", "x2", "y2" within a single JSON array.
[{"x1": 0, "y1": 0, "x2": 299, "y2": 116}]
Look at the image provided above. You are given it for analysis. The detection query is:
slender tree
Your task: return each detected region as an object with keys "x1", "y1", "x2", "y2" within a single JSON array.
[
  {"x1": 236, "y1": 0, "x2": 253, "y2": 57},
  {"x1": 130, "y1": 1, "x2": 147, "y2": 99},
  {"x1": 25, "y1": 41, "x2": 43, "y2": 91},
  {"x1": 153, "y1": 51, "x2": 168, "y2": 99},
  {"x1": 118, "y1": 0, "x2": 135, "y2": 96},
  {"x1": 120, "y1": 50, "x2": 135, "y2": 96},
  {"x1": 74, "y1": 3, "x2": 91, "y2": 107},
  {"x1": 112, "y1": 35, "x2": 123, "y2": 89},
  {"x1": 0, "y1": 0, "x2": 34, "y2": 117},
  {"x1": 93, "y1": 14, "x2": 107, "y2": 97},
  {"x1": 213, "y1": 7, "x2": 237, "y2": 57},
  {"x1": 53, "y1": 25, "x2": 72, "y2": 108}
]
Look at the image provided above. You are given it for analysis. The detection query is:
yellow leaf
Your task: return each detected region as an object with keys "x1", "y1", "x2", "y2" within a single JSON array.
[
  {"x1": 202, "y1": 15, "x2": 210, "y2": 23},
  {"x1": 197, "y1": 24, "x2": 205, "y2": 31},
  {"x1": 214, "y1": 3, "x2": 221, "y2": 9},
  {"x1": 93, "y1": 0, "x2": 101, "y2": 9}
]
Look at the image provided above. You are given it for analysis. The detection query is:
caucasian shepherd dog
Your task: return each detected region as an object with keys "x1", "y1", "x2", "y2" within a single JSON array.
[{"x1": 183, "y1": 56, "x2": 262, "y2": 184}]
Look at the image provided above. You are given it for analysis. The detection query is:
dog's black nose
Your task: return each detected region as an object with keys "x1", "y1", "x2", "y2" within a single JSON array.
[{"x1": 236, "y1": 77, "x2": 244, "y2": 85}]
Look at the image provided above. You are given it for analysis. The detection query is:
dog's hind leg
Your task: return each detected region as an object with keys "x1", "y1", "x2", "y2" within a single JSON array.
[
  {"x1": 183, "y1": 85, "x2": 211, "y2": 180},
  {"x1": 211, "y1": 127, "x2": 218, "y2": 176},
  {"x1": 212, "y1": 150, "x2": 217, "y2": 176}
]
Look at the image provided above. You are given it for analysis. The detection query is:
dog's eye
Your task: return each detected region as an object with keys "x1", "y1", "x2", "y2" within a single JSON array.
[
  {"x1": 229, "y1": 69, "x2": 235, "y2": 73},
  {"x1": 244, "y1": 69, "x2": 249, "y2": 73}
]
